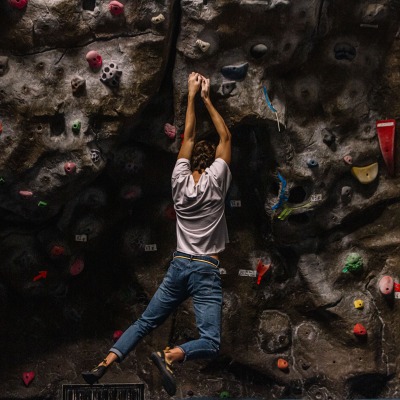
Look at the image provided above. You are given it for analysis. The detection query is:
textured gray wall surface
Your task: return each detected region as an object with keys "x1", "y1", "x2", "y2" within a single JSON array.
[{"x1": 0, "y1": 0, "x2": 400, "y2": 399}]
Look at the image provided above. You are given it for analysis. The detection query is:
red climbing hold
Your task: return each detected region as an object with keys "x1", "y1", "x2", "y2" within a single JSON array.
[
  {"x1": 164, "y1": 204, "x2": 176, "y2": 221},
  {"x1": 70, "y1": 258, "x2": 84, "y2": 276},
  {"x1": 9, "y1": 0, "x2": 28, "y2": 10},
  {"x1": 353, "y1": 323, "x2": 367, "y2": 336},
  {"x1": 256, "y1": 259, "x2": 270, "y2": 285},
  {"x1": 64, "y1": 162, "x2": 77, "y2": 175},
  {"x1": 22, "y1": 371, "x2": 35, "y2": 387},
  {"x1": 86, "y1": 50, "x2": 102, "y2": 71},
  {"x1": 277, "y1": 358, "x2": 289, "y2": 370},
  {"x1": 50, "y1": 245, "x2": 65, "y2": 257},
  {"x1": 109, "y1": 1, "x2": 124, "y2": 16},
  {"x1": 0, "y1": 121, "x2": 3, "y2": 134},
  {"x1": 379, "y1": 275, "x2": 394, "y2": 295},
  {"x1": 376, "y1": 119, "x2": 396, "y2": 176},
  {"x1": 113, "y1": 330, "x2": 123, "y2": 342}
]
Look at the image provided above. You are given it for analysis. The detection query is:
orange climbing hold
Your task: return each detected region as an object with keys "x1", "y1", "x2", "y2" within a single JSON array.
[
  {"x1": 277, "y1": 358, "x2": 289, "y2": 370},
  {"x1": 376, "y1": 119, "x2": 396, "y2": 176},
  {"x1": 353, "y1": 323, "x2": 367, "y2": 336}
]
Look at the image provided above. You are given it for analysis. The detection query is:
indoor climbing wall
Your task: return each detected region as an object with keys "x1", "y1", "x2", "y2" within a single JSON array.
[{"x1": 0, "y1": 0, "x2": 399, "y2": 399}]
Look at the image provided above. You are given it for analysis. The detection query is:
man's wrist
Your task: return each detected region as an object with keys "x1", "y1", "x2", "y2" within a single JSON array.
[{"x1": 188, "y1": 93, "x2": 196, "y2": 101}]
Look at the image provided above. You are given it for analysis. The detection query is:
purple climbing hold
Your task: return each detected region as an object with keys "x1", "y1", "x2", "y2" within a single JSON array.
[
  {"x1": 71, "y1": 76, "x2": 86, "y2": 96},
  {"x1": 64, "y1": 162, "x2": 77, "y2": 175},
  {"x1": 379, "y1": 276, "x2": 394, "y2": 295},
  {"x1": 164, "y1": 123, "x2": 176, "y2": 139},
  {"x1": 221, "y1": 62, "x2": 249, "y2": 81},
  {"x1": 109, "y1": 1, "x2": 124, "y2": 16},
  {"x1": 86, "y1": 51, "x2": 102, "y2": 71},
  {"x1": 9, "y1": 0, "x2": 28, "y2": 9}
]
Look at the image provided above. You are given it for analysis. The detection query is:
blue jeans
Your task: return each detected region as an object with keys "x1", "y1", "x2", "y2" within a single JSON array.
[{"x1": 109, "y1": 251, "x2": 222, "y2": 362}]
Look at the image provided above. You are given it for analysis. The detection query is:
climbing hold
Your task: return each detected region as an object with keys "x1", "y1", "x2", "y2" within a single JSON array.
[
  {"x1": 164, "y1": 204, "x2": 176, "y2": 221},
  {"x1": 70, "y1": 258, "x2": 84, "y2": 276},
  {"x1": 277, "y1": 358, "x2": 289, "y2": 370},
  {"x1": 343, "y1": 155, "x2": 353, "y2": 165},
  {"x1": 256, "y1": 259, "x2": 270, "y2": 285},
  {"x1": 109, "y1": 1, "x2": 124, "y2": 16},
  {"x1": 38, "y1": 201, "x2": 47, "y2": 207},
  {"x1": 71, "y1": 120, "x2": 81, "y2": 134},
  {"x1": 85, "y1": 50, "x2": 102, "y2": 71},
  {"x1": 113, "y1": 330, "x2": 123, "y2": 342},
  {"x1": 9, "y1": 0, "x2": 28, "y2": 9},
  {"x1": 322, "y1": 130, "x2": 335, "y2": 146},
  {"x1": 351, "y1": 163, "x2": 379, "y2": 184},
  {"x1": 121, "y1": 185, "x2": 142, "y2": 200},
  {"x1": 379, "y1": 276, "x2": 394, "y2": 296},
  {"x1": 187, "y1": 390, "x2": 194, "y2": 397},
  {"x1": 22, "y1": 371, "x2": 35, "y2": 387},
  {"x1": 0, "y1": 177, "x2": 5, "y2": 184},
  {"x1": 272, "y1": 172, "x2": 288, "y2": 210},
  {"x1": 50, "y1": 245, "x2": 65, "y2": 257},
  {"x1": 64, "y1": 162, "x2": 77, "y2": 175},
  {"x1": 221, "y1": 81, "x2": 236, "y2": 96},
  {"x1": 353, "y1": 323, "x2": 367, "y2": 336},
  {"x1": 334, "y1": 43, "x2": 356, "y2": 61},
  {"x1": 90, "y1": 149, "x2": 101, "y2": 163},
  {"x1": 219, "y1": 391, "x2": 230, "y2": 399},
  {"x1": 19, "y1": 190, "x2": 33, "y2": 198},
  {"x1": 151, "y1": 14, "x2": 165, "y2": 24},
  {"x1": 0, "y1": 121, "x2": 2, "y2": 134},
  {"x1": 341, "y1": 186, "x2": 353, "y2": 203},
  {"x1": 250, "y1": 44, "x2": 268, "y2": 59},
  {"x1": 71, "y1": 76, "x2": 86, "y2": 96},
  {"x1": 221, "y1": 62, "x2": 249, "y2": 81},
  {"x1": 100, "y1": 62, "x2": 122, "y2": 88},
  {"x1": 0, "y1": 56, "x2": 9, "y2": 77},
  {"x1": 342, "y1": 253, "x2": 363, "y2": 273},
  {"x1": 196, "y1": 39, "x2": 211, "y2": 53},
  {"x1": 164, "y1": 123, "x2": 176, "y2": 139},
  {"x1": 354, "y1": 299, "x2": 364, "y2": 309},
  {"x1": 376, "y1": 119, "x2": 396, "y2": 176},
  {"x1": 307, "y1": 159, "x2": 319, "y2": 168}
]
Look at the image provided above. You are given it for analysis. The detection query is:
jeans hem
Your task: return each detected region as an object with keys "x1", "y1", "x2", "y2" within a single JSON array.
[{"x1": 109, "y1": 348, "x2": 124, "y2": 362}]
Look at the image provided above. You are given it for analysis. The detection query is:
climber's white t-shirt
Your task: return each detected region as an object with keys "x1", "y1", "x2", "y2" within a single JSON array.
[{"x1": 171, "y1": 158, "x2": 232, "y2": 255}]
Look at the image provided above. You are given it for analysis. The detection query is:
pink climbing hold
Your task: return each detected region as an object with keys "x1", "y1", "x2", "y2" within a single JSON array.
[
  {"x1": 379, "y1": 275, "x2": 394, "y2": 295},
  {"x1": 353, "y1": 323, "x2": 367, "y2": 336},
  {"x1": 343, "y1": 155, "x2": 353, "y2": 165},
  {"x1": 50, "y1": 245, "x2": 65, "y2": 257},
  {"x1": 376, "y1": 119, "x2": 396, "y2": 176},
  {"x1": 70, "y1": 258, "x2": 85, "y2": 276},
  {"x1": 64, "y1": 162, "x2": 77, "y2": 175},
  {"x1": 0, "y1": 120, "x2": 3, "y2": 134},
  {"x1": 113, "y1": 330, "x2": 123, "y2": 342},
  {"x1": 22, "y1": 371, "x2": 35, "y2": 387},
  {"x1": 9, "y1": 0, "x2": 28, "y2": 10},
  {"x1": 86, "y1": 51, "x2": 102, "y2": 71},
  {"x1": 109, "y1": 1, "x2": 124, "y2": 16},
  {"x1": 19, "y1": 190, "x2": 33, "y2": 198},
  {"x1": 164, "y1": 123, "x2": 177, "y2": 139},
  {"x1": 256, "y1": 259, "x2": 270, "y2": 285}
]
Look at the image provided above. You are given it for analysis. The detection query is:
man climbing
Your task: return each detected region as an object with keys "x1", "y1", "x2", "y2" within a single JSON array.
[{"x1": 82, "y1": 72, "x2": 232, "y2": 396}]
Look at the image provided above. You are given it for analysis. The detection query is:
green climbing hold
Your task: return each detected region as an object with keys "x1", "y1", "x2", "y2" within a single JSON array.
[
  {"x1": 0, "y1": 177, "x2": 5, "y2": 184},
  {"x1": 342, "y1": 252, "x2": 363, "y2": 273},
  {"x1": 72, "y1": 120, "x2": 81, "y2": 134},
  {"x1": 38, "y1": 201, "x2": 48, "y2": 207},
  {"x1": 220, "y1": 391, "x2": 230, "y2": 398}
]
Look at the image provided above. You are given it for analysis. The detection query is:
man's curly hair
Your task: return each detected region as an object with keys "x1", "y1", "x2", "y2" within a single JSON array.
[{"x1": 191, "y1": 140, "x2": 216, "y2": 172}]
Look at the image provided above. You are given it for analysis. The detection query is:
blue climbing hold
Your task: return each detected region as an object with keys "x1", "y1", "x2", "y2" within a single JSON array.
[
  {"x1": 272, "y1": 172, "x2": 288, "y2": 210},
  {"x1": 263, "y1": 86, "x2": 277, "y2": 113},
  {"x1": 221, "y1": 62, "x2": 248, "y2": 80},
  {"x1": 307, "y1": 159, "x2": 319, "y2": 168}
]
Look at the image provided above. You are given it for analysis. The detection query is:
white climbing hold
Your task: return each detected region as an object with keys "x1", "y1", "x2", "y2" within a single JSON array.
[
  {"x1": 196, "y1": 39, "x2": 211, "y2": 53},
  {"x1": 151, "y1": 14, "x2": 165, "y2": 24}
]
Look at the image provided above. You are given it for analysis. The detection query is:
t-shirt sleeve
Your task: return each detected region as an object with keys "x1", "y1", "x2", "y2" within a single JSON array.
[
  {"x1": 207, "y1": 158, "x2": 232, "y2": 196},
  {"x1": 171, "y1": 158, "x2": 191, "y2": 188}
]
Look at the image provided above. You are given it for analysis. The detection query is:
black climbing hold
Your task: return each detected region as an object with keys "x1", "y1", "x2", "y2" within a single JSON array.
[
  {"x1": 221, "y1": 81, "x2": 236, "y2": 95},
  {"x1": 82, "y1": 0, "x2": 95, "y2": 11},
  {"x1": 322, "y1": 130, "x2": 335, "y2": 146},
  {"x1": 334, "y1": 43, "x2": 356, "y2": 61},
  {"x1": 250, "y1": 44, "x2": 268, "y2": 59},
  {"x1": 221, "y1": 62, "x2": 249, "y2": 80}
]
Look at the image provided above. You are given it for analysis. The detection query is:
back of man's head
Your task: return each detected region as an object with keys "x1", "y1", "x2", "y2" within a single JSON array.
[{"x1": 191, "y1": 140, "x2": 216, "y2": 172}]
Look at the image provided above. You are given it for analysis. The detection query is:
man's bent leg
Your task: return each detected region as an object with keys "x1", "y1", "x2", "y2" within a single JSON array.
[{"x1": 179, "y1": 265, "x2": 222, "y2": 361}]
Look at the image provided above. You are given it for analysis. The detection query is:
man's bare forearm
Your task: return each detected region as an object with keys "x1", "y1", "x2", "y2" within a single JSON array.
[{"x1": 183, "y1": 94, "x2": 196, "y2": 143}]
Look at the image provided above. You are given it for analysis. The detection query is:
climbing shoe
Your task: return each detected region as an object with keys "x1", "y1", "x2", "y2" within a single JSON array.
[
  {"x1": 81, "y1": 363, "x2": 108, "y2": 385},
  {"x1": 150, "y1": 349, "x2": 176, "y2": 396}
]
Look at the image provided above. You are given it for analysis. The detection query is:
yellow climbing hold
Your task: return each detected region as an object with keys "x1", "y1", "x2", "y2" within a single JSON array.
[
  {"x1": 351, "y1": 162, "x2": 378, "y2": 184},
  {"x1": 354, "y1": 299, "x2": 364, "y2": 309}
]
